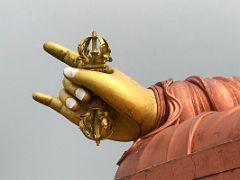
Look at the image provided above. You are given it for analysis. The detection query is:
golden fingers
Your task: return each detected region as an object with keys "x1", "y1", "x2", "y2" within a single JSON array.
[
  {"x1": 62, "y1": 78, "x2": 91, "y2": 103},
  {"x1": 59, "y1": 89, "x2": 80, "y2": 111},
  {"x1": 33, "y1": 32, "x2": 158, "y2": 143},
  {"x1": 62, "y1": 66, "x2": 157, "y2": 134},
  {"x1": 63, "y1": 66, "x2": 111, "y2": 93},
  {"x1": 32, "y1": 92, "x2": 62, "y2": 110},
  {"x1": 32, "y1": 92, "x2": 79, "y2": 125},
  {"x1": 43, "y1": 42, "x2": 81, "y2": 68}
]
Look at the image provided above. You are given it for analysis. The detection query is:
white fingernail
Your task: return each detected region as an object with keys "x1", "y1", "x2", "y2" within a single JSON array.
[
  {"x1": 66, "y1": 98, "x2": 76, "y2": 109},
  {"x1": 64, "y1": 67, "x2": 78, "y2": 78},
  {"x1": 75, "y1": 88, "x2": 86, "y2": 101}
]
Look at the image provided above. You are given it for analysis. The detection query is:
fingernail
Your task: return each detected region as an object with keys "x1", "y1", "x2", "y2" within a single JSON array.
[
  {"x1": 64, "y1": 67, "x2": 78, "y2": 78},
  {"x1": 66, "y1": 98, "x2": 76, "y2": 109},
  {"x1": 75, "y1": 88, "x2": 86, "y2": 101}
]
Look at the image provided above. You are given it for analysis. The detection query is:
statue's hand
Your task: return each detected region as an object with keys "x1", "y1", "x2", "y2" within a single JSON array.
[{"x1": 32, "y1": 42, "x2": 157, "y2": 141}]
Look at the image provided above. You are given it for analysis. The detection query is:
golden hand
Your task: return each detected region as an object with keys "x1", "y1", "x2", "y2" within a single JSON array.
[{"x1": 32, "y1": 42, "x2": 157, "y2": 141}]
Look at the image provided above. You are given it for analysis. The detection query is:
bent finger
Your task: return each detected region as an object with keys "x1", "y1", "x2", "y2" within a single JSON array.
[
  {"x1": 32, "y1": 92, "x2": 79, "y2": 125},
  {"x1": 59, "y1": 89, "x2": 80, "y2": 111},
  {"x1": 43, "y1": 42, "x2": 81, "y2": 68},
  {"x1": 62, "y1": 78, "x2": 91, "y2": 103}
]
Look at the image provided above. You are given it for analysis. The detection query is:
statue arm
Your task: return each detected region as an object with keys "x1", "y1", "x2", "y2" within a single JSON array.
[{"x1": 149, "y1": 76, "x2": 240, "y2": 131}]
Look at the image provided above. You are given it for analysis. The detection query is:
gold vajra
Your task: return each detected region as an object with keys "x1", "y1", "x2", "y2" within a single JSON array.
[{"x1": 77, "y1": 31, "x2": 113, "y2": 145}]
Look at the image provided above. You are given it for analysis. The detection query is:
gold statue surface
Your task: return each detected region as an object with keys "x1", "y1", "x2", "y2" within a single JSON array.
[
  {"x1": 32, "y1": 31, "x2": 157, "y2": 145},
  {"x1": 32, "y1": 32, "x2": 240, "y2": 179},
  {"x1": 32, "y1": 31, "x2": 240, "y2": 148}
]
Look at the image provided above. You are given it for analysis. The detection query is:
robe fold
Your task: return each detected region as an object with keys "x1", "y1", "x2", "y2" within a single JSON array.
[{"x1": 116, "y1": 76, "x2": 240, "y2": 178}]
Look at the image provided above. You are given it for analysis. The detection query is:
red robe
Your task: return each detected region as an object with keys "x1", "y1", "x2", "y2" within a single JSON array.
[{"x1": 116, "y1": 76, "x2": 240, "y2": 178}]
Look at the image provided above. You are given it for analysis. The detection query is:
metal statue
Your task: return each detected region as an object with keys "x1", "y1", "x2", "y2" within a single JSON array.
[{"x1": 32, "y1": 31, "x2": 240, "y2": 179}]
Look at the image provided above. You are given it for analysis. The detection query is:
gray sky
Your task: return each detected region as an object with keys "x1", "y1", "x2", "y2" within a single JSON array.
[{"x1": 1, "y1": 0, "x2": 240, "y2": 179}]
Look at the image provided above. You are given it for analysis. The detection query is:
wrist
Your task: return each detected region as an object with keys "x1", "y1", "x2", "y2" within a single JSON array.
[{"x1": 140, "y1": 88, "x2": 158, "y2": 135}]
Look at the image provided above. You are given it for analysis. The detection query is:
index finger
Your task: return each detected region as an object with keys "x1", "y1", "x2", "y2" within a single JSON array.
[{"x1": 43, "y1": 42, "x2": 81, "y2": 68}]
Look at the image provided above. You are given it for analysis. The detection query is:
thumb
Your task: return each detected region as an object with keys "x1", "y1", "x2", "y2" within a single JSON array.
[{"x1": 63, "y1": 66, "x2": 112, "y2": 94}]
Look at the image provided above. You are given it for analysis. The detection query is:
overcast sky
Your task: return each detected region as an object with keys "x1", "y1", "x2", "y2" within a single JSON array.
[{"x1": 1, "y1": 0, "x2": 240, "y2": 179}]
